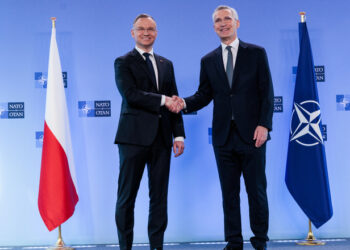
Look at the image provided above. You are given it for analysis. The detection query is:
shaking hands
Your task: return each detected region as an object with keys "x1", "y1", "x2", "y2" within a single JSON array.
[{"x1": 165, "y1": 95, "x2": 184, "y2": 113}]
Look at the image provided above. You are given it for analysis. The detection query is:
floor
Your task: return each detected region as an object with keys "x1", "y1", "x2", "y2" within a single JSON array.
[{"x1": 2, "y1": 239, "x2": 350, "y2": 250}]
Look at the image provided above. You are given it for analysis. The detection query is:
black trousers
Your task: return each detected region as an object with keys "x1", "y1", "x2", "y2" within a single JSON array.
[
  {"x1": 116, "y1": 129, "x2": 171, "y2": 250},
  {"x1": 213, "y1": 122, "x2": 269, "y2": 250}
]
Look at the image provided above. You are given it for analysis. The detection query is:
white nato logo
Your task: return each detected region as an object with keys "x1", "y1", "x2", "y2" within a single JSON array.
[
  {"x1": 337, "y1": 95, "x2": 350, "y2": 111},
  {"x1": 81, "y1": 104, "x2": 90, "y2": 114},
  {"x1": 290, "y1": 100, "x2": 324, "y2": 147},
  {"x1": 38, "y1": 74, "x2": 47, "y2": 86},
  {"x1": 340, "y1": 98, "x2": 350, "y2": 107},
  {"x1": 0, "y1": 106, "x2": 4, "y2": 115}
]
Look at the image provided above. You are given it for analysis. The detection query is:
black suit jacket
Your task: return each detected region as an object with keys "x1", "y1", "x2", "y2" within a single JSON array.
[
  {"x1": 114, "y1": 49, "x2": 185, "y2": 147},
  {"x1": 184, "y1": 40, "x2": 274, "y2": 146}
]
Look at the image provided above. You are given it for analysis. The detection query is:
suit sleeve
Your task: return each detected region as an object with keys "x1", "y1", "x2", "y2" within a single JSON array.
[
  {"x1": 168, "y1": 62, "x2": 185, "y2": 138},
  {"x1": 257, "y1": 48, "x2": 274, "y2": 131},
  {"x1": 115, "y1": 57, "x2": 162, "y2": 114},
  {"x1": 183, "y1": 58, "x2": 213, "y2": 113}
]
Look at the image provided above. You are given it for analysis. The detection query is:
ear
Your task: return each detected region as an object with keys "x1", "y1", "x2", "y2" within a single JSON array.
[
  {"x1": 131, "y1": 29, "x2": 135, "y2": 38},
  {"x1": 236, "y1": 19, "x2": 240, "y2": 29}
]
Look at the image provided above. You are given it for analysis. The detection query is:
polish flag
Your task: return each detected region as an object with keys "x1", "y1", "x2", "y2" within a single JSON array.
[{"x1": 38, "y1": 22, "x2": 78, "y2": 231}]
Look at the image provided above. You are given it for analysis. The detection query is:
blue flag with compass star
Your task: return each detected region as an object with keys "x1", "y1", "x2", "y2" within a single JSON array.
[{"x1": 285, "y1": 21, "x2": 333, "y2": 228}]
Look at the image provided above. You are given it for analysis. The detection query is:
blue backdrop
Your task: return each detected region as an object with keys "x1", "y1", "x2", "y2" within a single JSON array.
[{"x1": 1, "y1": 0, "x2": 350, "y2": 246}]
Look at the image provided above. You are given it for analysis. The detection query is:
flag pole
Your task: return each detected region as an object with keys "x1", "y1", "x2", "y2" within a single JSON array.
[
  {"x1": 51, "y1": 17, "x2": 56, "y2": 28},
  {"x1": 299, "y1": 11, "x2": 306, "y2": 23},
  {"x1": 293, "y1": 11, "x2": 325, "y2": 247},
  {"x1": 47, "y1": 225, "x2": 74, "y2": 250},
  {"x1": 297, "y1": 220, "x2": 325, "y2": 246},
  {"x1": 56, "y1": 225, "x2": 65, "y2": 247}
]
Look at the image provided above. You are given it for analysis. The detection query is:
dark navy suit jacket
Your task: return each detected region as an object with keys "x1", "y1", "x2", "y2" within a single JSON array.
[
  {"x1": 114, "y1": 49, "x2": 185, "y2": 147},
  {"x1": 184, "y1": 40, "x2": 274, "y2": 146}
]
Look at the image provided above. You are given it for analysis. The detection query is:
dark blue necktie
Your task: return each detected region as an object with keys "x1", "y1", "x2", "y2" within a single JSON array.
[
  {"x1": 226, "y1": 46, "x2": 233, "y2": 88},
  {"x1": 143, "y1": 52, "x2": 157, "y2": 88}
]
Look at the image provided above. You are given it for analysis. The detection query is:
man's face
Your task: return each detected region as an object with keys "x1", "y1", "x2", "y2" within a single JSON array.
[
  {"x1": 131, "y1": 17, "x2": 157, "y2": 51},
  {"x1": 213, "y1": 9, "x2": 240, "y2": 43}
]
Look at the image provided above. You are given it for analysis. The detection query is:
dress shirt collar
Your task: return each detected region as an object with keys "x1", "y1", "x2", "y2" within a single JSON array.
[
  {"x1": 221, "y1": 37, "x2": 239, "y2": 53},
  {"x1": 135, "y1": 46, "x2": 154, "y2": 59}
]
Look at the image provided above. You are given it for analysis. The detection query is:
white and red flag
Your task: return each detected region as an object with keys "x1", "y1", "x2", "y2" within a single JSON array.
[{"x1": 38, "y1": 22, "x2": 78, "y2": 231}]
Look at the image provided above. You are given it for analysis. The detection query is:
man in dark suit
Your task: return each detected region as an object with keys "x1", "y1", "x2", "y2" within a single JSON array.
[
  {"x1": 173, "y1": 5, "x2": 274, "y2": 250},
  {"x1": 114, "y1": 14, "x2": 185, "y2": 250}
]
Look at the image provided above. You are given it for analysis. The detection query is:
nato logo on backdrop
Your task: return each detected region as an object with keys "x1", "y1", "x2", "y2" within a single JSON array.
[
  {"x1": 78, "y1": 100, "x2": 111, "y2": 117},
  {"x1": 314, "y1": 66, "x2": 325, "y2": 82},
  {"x1": 336, "y1": 95, "x2": 350, "y2": 111},
  {"x1": 274, "y1": 96, "x2": 283, "y2": 113},
  {"x1": 36, "y1": 131, "x2": 44, "y2": 148},
  {"x1": 292, "y1": 65, "x2": 325, "y2": 82},
  {"x1": 0, "y1": 102, "x2": 25, "y2": 119},
  {"x1": 35, "y1": 72, "x2": 67, "y2": 88}
]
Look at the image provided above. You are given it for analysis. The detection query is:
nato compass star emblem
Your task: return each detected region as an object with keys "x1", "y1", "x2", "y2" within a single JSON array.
[
  {"x1": 337, "y1": 95, "x2": 350, "y2": 111},
  {"x1": 81, "y1": 104, "x2": 90, "y2": 114},
  {"x1": 38, "y1": 134, "x2": 44, "y2": 143},
  {"x1": 290, "y1": 100, "x2": 324, "y2": 147},
  {"x1": 37, "y1": 74, "x2": 47, "y2": 87},
  {"x1": 0, "y1": 107, "x2": 4, "y2": 118}
]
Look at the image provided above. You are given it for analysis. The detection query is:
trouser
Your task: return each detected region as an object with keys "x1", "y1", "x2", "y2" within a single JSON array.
[
  {"x1": 116, "y1": 129, "x2": 171, "y2": 250},
  {"x1": 213, "y1": 121, "x2": 269, "y2": 250}
]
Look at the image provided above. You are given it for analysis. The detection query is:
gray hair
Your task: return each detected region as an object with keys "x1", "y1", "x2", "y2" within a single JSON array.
[{"x1": 212, "y1": 5, "x2": 239, "y2": 22}]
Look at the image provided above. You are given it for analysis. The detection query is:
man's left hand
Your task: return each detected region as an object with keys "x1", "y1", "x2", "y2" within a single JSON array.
[
  {"x1": 173, "y1": 141, "x2": 184, "y2": 157},
  {"x1": 253, "y1": 126, "x2": 268, "y2": 148}
]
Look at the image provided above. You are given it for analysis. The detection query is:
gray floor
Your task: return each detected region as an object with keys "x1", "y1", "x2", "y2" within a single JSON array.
[{"x1": 3, "y1": 239, "x2": 350, "y2": 250}]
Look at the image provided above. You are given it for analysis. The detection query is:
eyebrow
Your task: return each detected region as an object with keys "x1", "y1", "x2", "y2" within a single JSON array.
[
  {"x1": 135, "y1": 26, "x2": 156, "y2": 29},
  {"x1": 215, "y1": 15, "x2": 233, "y2": 21}
]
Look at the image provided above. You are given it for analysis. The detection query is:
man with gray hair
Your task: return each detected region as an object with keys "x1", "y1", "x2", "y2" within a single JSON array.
[{"x1": 173, "y1": 5, "x2": 274, "y2": 250}]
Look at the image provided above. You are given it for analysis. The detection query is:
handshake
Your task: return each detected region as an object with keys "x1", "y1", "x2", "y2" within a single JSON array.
[{"x1": 165, "y1": 96, "x2": 184, "y2": 114}]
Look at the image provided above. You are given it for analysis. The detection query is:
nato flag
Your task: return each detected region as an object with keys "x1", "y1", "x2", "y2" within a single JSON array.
[{"x1": 285, "y1": 21, "x2": 333, "y2": 228}]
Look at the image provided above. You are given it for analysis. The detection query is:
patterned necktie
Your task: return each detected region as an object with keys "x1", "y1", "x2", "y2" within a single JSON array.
[
  {"x1": 143, "y1": 52, "x2": 157, "y2": 88},
  {"x1": 226, "y1": 46, "x2": 233, "y2": 88}
]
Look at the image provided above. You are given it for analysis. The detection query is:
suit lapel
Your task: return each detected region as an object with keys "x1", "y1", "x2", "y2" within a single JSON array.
[
  {"x1": 131, "y1": 49, "x2": 158, "y2": 90},
  {"x1": 154, "y1": 54, "x2": 164, "y2": 91},
  {"x1": 214, "y1": 46, "x2": 231, "y2": 91},
  {"x1": 232, "y1": 40, "x2": 248, "y2": 89}
]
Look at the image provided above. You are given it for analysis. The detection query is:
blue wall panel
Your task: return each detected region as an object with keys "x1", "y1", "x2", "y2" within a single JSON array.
[{"x1": 1, "y1": 0, "x2": 350, "y2": 246}]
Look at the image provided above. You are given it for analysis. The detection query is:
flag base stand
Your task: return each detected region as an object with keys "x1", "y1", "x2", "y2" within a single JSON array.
[
  {"x1": 296, "y1": 220, "x2": 325, "y2": 246},
  {"x1": 47, "y1": 225, "x2": 74, "y2": 250}
]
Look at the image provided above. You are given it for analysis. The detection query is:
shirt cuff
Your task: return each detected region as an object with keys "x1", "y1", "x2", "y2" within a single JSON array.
[
  {"x1": 182, "y1": 98, "x2": 187, "y2": 109},
  {"x1": 174, "y1": 136, "x2": 184, "y2": 142},
  {"x1": 161, "y1": 95, "x2": 166, "y2": 106}
]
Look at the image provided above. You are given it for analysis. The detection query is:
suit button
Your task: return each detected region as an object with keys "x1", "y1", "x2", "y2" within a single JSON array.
[
  {"x1": 230, "y1": 94, "x2": 233, "y2": 97},
  {"x1": 159, "y1": 114, "x2": 162, "y2": 118}
]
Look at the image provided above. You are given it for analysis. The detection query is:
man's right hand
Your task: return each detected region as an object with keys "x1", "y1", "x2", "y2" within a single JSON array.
[{"x1": 165, "y1": 95, "x2": 184, "y2": 113}]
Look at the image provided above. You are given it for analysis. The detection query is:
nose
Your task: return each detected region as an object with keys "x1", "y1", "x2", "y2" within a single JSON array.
[{"x1": 219, "y1": 21, "x2": 226, "y2": 27}]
